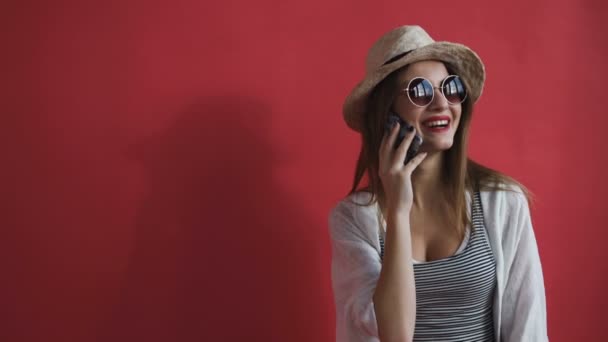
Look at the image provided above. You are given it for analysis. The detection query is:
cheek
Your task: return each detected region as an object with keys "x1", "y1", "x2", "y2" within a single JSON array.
[
  {"x1": 451, "y1": 108, "x2": 463, "y2": 127},
  {"x1": 453, "y1": 115, "x2": 461, "y2": 128},
  {"x1": 393, "y1": 98, "x2": 424, "y2": 121}
]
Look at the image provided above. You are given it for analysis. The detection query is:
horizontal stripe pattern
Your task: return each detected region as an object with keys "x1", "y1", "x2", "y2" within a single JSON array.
[{"x1": 379, "y1": 191, "x2": 496, "y2": 341}]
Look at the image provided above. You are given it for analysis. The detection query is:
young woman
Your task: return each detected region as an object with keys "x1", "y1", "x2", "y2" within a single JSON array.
[{"x1": 329, "y1": 25, "x2": 548, "y2": 342}]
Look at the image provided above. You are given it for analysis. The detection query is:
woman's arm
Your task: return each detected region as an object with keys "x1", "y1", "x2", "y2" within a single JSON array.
[
  {"x1": 329, "y1": 123, "x2": 424, "y2": 342},
  {"x1": 329, "y1": 201, "x2": 416, "y2": 342},
  {"x1": 373, "y1": 208, "x2": 416, "y2": 342},
  {"x1": 501, "y1": 190, "x2": 549, "y2": 341},
  {"x1": 329, "y1": 201, "x2": 383, "y2": 341}
]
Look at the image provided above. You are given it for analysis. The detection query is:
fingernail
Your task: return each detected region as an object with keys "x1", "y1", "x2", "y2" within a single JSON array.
[{"x1": 407, "y1": 125, "x2": 414, "y2": 132}]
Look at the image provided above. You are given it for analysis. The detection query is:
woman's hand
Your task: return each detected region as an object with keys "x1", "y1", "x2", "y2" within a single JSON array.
[{"x1": 378, "y1": 122, "x2": 428, "y2": 213}]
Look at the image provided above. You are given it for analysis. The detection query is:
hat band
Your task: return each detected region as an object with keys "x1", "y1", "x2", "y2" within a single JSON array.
[{"x1": 382, "y1": 50, "x2": 413, "y2": 66}]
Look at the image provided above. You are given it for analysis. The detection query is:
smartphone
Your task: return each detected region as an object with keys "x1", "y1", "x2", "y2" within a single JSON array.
[{"x1": 385, "y1": 111, "x2": 423, "y2": 164}]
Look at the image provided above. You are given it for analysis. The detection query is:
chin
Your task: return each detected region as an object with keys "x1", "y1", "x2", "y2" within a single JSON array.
[{"x1": 420, "y1": 139, "x2": 454, "y2": 153}]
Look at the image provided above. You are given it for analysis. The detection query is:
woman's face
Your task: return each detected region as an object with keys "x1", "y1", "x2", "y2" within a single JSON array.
[{"x1": 392, "y1": 60, "x2": 463, "y2": 153}]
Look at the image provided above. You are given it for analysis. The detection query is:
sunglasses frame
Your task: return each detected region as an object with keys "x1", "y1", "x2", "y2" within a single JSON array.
[{"x1": 400, "y1": 75, "x2": 468, "y2": 107}]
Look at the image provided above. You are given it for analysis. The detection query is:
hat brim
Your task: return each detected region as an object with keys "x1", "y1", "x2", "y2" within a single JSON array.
[{"x1": 343, "y1": 41, "x2": 485, "y2": 132}]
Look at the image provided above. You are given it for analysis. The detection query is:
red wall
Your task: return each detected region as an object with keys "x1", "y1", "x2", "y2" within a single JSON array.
[{"x1": 2, "y1": 0, "x2": 607, "y2": 341}]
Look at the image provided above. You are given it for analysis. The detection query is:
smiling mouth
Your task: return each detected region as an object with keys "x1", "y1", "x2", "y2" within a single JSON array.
[
  {"x1": 423, "y1": 119, "x2": 450, "y2": 129},
  {"x1": 420, "y1": 115, "x2": 452, "y2": 133}
]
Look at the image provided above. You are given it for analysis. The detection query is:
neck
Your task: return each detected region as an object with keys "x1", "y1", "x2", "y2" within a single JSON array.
[{"x1": 411, "y1": 151, "x2": 446, "y2": 211}]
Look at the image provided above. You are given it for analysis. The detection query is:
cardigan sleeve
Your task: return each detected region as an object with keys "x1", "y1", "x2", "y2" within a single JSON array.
[
  {"x1": 501, "y1": 190, "x2": 549, "y2": 341},
  {"x1": 329, "y1": 200, "x2": 381, "y2": 342}
]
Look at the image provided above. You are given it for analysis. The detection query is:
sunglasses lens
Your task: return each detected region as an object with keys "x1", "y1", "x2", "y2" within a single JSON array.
[
  {"x1": 407, "y1": 78, "x2": 434, "y2": 106},
  {"x1": 442, "y1": 76, "x2": 467, "y2": 104}
]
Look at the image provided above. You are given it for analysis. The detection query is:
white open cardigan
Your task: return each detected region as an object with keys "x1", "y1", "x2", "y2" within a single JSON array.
[{"x1": 328, "y1": 186, "x2": 548, "y2": 342}]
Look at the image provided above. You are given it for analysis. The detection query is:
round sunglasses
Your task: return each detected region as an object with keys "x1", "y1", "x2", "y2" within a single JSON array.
[{"x1": 400, "y1": 75, "x2": 468, "y2": 107}]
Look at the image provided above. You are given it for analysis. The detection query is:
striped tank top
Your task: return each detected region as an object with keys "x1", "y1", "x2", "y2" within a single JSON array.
[{"x1": 379, "y1": 191, "x2": 497, "y2": 341}]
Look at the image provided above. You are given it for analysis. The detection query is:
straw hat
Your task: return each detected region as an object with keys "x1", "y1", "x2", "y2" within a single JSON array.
[{"x1": 343, "y1": 25, "x2": 486, "y2": 132}]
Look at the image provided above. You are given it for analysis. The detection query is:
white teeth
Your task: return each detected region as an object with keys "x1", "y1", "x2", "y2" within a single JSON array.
[{"x1": 424, "y1": 119, "x2": 449, "y2": 127}]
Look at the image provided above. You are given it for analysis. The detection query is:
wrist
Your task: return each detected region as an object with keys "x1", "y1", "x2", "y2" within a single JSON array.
[{"x1": 386, "y1": 204, "x2": 411, "y2": 219}]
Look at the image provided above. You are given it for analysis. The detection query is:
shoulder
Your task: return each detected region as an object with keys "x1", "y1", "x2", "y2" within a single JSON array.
[
  {"x1": 479, "y1": 182, "x2": 529, "y2": 214},
  {"x1": 329, "y1": 191, "x2": 375, "y2": 217},
  {"x1": 478, "y1": 182, "x2": 533, "y2": 246},
  {"x1": 328, "y1": 191, "x2": 380, "y2": 243}
]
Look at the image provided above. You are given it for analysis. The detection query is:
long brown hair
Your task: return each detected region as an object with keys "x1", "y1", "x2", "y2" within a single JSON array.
[{"x1": 348, "y1": 63, "x2": 531, "y2": 239}]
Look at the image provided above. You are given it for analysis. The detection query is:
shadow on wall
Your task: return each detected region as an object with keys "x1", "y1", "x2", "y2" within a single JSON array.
[{"x1": 100, "y1": 95, "x2": 332, "y2": 341}]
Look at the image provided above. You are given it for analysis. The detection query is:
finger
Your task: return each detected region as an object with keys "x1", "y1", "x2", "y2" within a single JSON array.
[
  {"x1": 404, "y1": 151, "x2": 428, "y2": 173},
  {"x1": 391, "y1": 127, "x2": 417, "y2": 167},
  {"x1": 379, "y1": 122, "x2": 400, "y2": 163},
  {"x1": 380, "y1": 122, "x2": 399, "y2": 151}
]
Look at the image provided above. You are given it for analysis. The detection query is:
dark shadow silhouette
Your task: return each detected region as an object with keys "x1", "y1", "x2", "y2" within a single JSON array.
[{"x1": 99, "y1": 95, "x2": 333, "y2": 341}]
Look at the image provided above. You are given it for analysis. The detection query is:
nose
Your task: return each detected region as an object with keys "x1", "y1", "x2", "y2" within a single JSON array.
[{"x1": 428, "y1": 87, "x2": 449, "y2": 111}]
